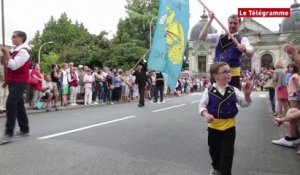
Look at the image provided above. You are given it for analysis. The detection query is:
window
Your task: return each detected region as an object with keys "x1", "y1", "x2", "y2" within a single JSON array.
[
  {"x1": 198, "y1": 56, "x2": 206, "y2": 72},
  {"x1": 261, "y1": 54, "x2": 273, "y2": 68}
]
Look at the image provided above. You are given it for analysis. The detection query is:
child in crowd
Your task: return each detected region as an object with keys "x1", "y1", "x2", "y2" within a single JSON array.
[{"x1": 199, "y1": 62, "x2": 252, "y2": 175}]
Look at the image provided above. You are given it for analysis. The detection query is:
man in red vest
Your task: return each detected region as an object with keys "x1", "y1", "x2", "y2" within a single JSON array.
[{"x1": 0, "y1": 30, "x2": 31, "y2": 144}]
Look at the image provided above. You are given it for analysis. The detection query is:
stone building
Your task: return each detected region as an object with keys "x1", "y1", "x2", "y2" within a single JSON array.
[{"x1": 188, "y1": 0, "x2": 300, "y2": 77}]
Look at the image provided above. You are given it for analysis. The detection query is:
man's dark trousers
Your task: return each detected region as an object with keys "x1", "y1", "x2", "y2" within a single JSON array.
[
  {"x1": 5, "y1": 83, "x2": 29, "y2": 136},
  {"x1": 138, "y1": 84, "x2": 145, "y2": 106}
]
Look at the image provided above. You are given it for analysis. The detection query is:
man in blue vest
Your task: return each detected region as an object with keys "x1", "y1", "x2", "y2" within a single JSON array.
[{"x1": 199, "y1": 12, "x2": 254, "y2": 89}]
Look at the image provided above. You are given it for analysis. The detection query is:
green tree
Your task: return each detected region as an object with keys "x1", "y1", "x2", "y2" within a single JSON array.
[
  {"x1": 30, "y1": 13, "x2": 111, "y2": 70},
  {"x1": 110, "y1": 0, "x2": 159, "y2": 69}
]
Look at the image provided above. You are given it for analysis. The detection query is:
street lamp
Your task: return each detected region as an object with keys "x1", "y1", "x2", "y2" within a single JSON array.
[
  {"x1": 149, "y1": 16, "x2": 157, "y2": 48},
  {"x1": 38, "y1": 41, "x2": 53, "y2": 64}
]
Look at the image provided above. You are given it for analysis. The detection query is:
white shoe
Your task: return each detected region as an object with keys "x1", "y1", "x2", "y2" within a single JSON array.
[
  {"x1": 293, "y1": 138, "x2": 300, "y2": 145},
  {"x1": 0, "y1": 135, "x2": 13, "y2": 145},
  {"x1": 272, "y1": 138, "x2": 295, "y2": 147},
  {"x1": 209, "y1": 169, "x2": 220, "y2": 175}
]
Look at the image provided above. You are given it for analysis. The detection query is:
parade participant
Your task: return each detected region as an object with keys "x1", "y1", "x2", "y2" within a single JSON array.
[
  {"x1": 199, "y1": 62, "x2": 252, "y2": 175},
  {"x1": 153, "y1": 72, "x2": 164, "y2": 103},
  {"x1": 132, "y1": 62, "x2": 147, "y2": 107},
  {"x1": 199, "y1": 12, "x2": 254, "y2": 89},
  {"x1": 0, "y1": 31, "x2": 31, "y2": 144}
]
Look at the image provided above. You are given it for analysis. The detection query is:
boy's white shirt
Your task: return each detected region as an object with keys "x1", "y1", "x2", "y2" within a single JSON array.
[{"x1": 198, "y1": 83, "x2": 251, "y2": 115}]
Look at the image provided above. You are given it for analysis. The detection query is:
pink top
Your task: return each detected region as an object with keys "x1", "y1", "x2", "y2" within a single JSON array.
[
  {"x1": 83, "y1": 74, "x2": 93, "y2": 88},
  {"x1": 287, "y1": 73, "x2": 299, "y2": 97}
]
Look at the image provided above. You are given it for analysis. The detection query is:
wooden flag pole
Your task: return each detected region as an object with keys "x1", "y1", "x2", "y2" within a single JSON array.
[
  {"x1": 197, "y1": 0, "x2": 240, "y2": 46},
  {"x1": 131, "y1": 49, "x2": 149, "y2": 71},
  {"x1": 1, "y1": 0, "x2": 7, "y2": 84}
]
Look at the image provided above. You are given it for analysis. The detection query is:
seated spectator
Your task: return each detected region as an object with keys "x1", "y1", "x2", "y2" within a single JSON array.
[
  {"x1": 272, "y1": 44, "x2": 300, "y2": 155},
  {"x1": 42, "y1": 75, "x2": 55, "y2": 111},
  {"x1": 272, "y1": 108, "x2": 300, "y2": 152}
]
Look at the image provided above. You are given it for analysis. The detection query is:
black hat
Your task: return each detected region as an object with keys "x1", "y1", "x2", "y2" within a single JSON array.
[{"x1": 137, "y1": 62, "x2": 144, "y2": 66}]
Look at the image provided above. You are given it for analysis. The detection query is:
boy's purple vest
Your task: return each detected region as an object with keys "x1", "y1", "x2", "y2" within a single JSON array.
[
  {"x1": 214, "y1": 34, "x2": 243, "y2": 68},
  {"x1": 207, "y1": 85, "x2": 238, "y2": 119},
  {"x1": 7, "y1": 49, "x2": 30, "y2": 84}
]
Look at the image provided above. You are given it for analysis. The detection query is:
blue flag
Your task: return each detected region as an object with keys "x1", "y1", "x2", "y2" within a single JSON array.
[{"x1": 148, "y1": 0, "x2": 189, "y2": 91}]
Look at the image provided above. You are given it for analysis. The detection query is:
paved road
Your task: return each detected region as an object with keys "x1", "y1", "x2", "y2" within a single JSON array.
[{"x1": 0, "y1": 92, "x2": 299, "y2": 175}]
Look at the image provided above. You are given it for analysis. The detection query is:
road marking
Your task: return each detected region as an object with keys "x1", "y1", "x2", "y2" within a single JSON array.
[
  {"x1": 38, "y1": 116, "x2": 136, "y2": 140},
  {"x1": 189, "y1": 93, "x2": 201, "y2": 96},
  {"x1": 152, "y1": 104, "x2": 187, "y2": 113},
  {"x1": 190, "y1": 100, "x2": 200, "y2": 104},
  {"x1": 259, "y1": 94, "x2": 267, "y2": 98}
]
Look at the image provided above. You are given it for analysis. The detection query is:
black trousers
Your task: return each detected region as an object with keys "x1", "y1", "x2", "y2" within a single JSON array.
[
  {"x1": 229, "y1": 76, "x2": 240, "y2": 89},
  {"x1": 154, "y1": 85, "x2": 164, "y2": 102},
  {"x1": 5, "y1": 83, "x2": 29, "y2": 136},
  {"x1": 138, "y1": 84, "x2": 145, "y2": 106},
  {"x1": 208, "y1": 127, "x2": 236, "y2": 175}
]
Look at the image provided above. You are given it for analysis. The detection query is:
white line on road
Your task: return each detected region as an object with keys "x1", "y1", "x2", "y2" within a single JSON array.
[
  {"x1": 38, "y1": 116, "x2": 136, "y2": 140},
  {"x1": 190, "y1": 100, "x2": 200, "y2": 104},
  {"x1": 189, "y1": 93, "x2": 201, "y2": 96},
  {"x1": 259, "y1": 94, "x2": 267, "y2": 97},
  {"x1": 152, "y1": 104, "x2": 187, "y2": 113}
]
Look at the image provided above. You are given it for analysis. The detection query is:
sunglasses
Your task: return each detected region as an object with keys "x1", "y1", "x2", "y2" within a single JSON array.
[{"x1": 11, "y1": 35, "x2": 18, "y2": 39}]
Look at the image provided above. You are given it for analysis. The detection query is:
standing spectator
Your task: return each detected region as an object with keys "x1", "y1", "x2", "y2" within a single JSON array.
[
  {"x1": 287, "y1": 63, "x2": 299, "y2": 108},
  {"x1": 132, "y1": 62, "x2": 147, "y2": 107},
  {"x1": 50, "y1": 64, "x2": 60, "y2": 109},
  {"x1": 154, "y1": 72, "x2": 164, "y2": 103},
  {"x1": 273, "y1": 59, "x2": 289, "y2": 117},
  {"x1": 69, "y1": 67, "x2": 78, "y2": 106},
  {"x1": 149, "y1": 71, "x2": 156, "y2": 100},
  {"x1": 0, "y1": 30, "x2": 31, "y2": 144},
  {"x1": 30, "y1": 63, "x2": 43, "y2": 109},
  {"x1": 92, "y1": 67, "x2": 99, "y2": 104},
  {"x1": 77, "y1": 65, "x2": 85, "y2": 104},
  {"x1": 105, "y1": 71, "x2": 113, "y2": 105},
  {"x1": 264, "y1": 66, "x2": 277, "y2": 116},
  {"x1": 199, "y1": 12, "x2": 254, "y2": 89},
  {"x1": 60, "y1": 63, "x2": 71, "y2": 106},
  {"x1": 112, "y1": 71, "x2": 121, "y2": 103},
  {"x1": 83, "y1": 69, "x2": 93, "y2": 105}
]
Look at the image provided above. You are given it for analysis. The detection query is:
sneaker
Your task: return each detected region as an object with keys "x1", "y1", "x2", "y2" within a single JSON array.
[
  {"x1": 14, "y1": 131, "x2": 29, "y2": 138},
  {"x1": 293, "y1": 138, "x2": 300, "y2": 145},
  {"x1": 0, "y1": 135, "x2": 13, "y2": 145},
  {"x1": 272, "y1": 138, "x2": 295, "y2": 147},
  {"x1": 209, "y1": 169, "x2": 220, "y2": 175}
]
